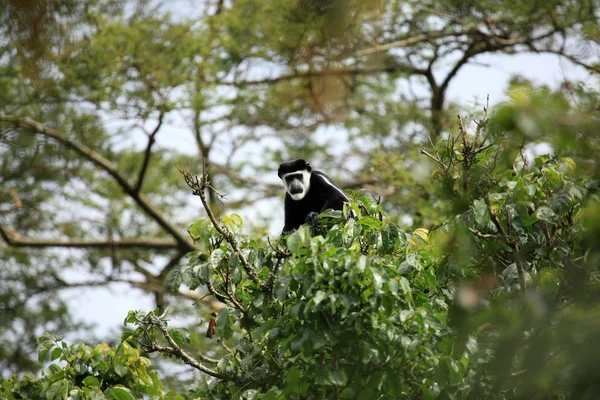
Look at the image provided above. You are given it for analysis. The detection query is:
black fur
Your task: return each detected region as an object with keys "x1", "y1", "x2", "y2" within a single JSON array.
[{"x1": 279, "y1": 159, "x2": 348, "y2": 235}]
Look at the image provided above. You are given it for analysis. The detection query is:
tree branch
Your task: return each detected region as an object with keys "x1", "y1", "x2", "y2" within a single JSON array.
[
  {"x1": 142, "y1": 311, "x2": 234, "y2": 381},
  {"x1": 179, "y1": 164, "x2": 262, "y2": 286},
  {"x1": 0, "y1": 115, "x2": 196, "y2": 253},
  {"x1": 25, "y1": 274, "x2": 207, "y2": 303},
  {"x1": 135, "y1": 112, "x2": 164, "y2": 193},
  {"x1": 354, "y1": 31, "x2": 468, "y2": 57},
  {"x1": 485, "y1": 195, "x2": 527, "y2": 294},
  {"x1": 214, "y1": 64, "x2": 423, "y2": 86},
  {"x1": 0, "y1": 224, "x2": 178, "y2": 249},
  {"x1": 526, "y1": 44, "x2": 600, "y2": 73}
]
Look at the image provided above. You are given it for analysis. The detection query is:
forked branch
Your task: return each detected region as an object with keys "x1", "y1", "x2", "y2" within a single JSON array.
[
  {"x1": 140, "y1": 310, "x2": 234, "y2": 381},
  {"x1": 178, "y1": 163, "x2": 262, "y2": 286}
]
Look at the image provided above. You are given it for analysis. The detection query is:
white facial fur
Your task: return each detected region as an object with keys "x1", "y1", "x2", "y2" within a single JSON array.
[{"x1": 282, "y1": 169, "x2": 311, "y2": 200}]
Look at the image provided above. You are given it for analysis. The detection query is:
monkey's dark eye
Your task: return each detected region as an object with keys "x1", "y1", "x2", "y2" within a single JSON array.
[{"x1": 285, "y1": 173, "x2": 302, "y2": 184}]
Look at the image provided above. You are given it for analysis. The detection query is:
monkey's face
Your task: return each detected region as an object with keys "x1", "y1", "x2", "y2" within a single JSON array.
[
  {"x1": 278, "y1": 159, "x2": 312, "y2": 201},
  {"x1": 282, "y1": 170, "x2": 311, "y2": 200}
]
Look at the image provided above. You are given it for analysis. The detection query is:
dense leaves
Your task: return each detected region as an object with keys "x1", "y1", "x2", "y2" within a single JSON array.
[
  {"x1": 0, "y1": 333, "x2": 180, "y2": 400},
  {"x1": 1, "y1": 0, "x2": 600, "y2": 398},
  {"x1": 3, "y1": 92, "x2": 600, "y2": 398},
  {"x1": 131, "y1": 95, "x2": 599, "y2": 398}
]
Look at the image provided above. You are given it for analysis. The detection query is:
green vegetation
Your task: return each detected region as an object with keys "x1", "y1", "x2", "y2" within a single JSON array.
[
  {"x1": 3, "y1": 93, "x2": 600, "y2": 398},
  {"x1": 1, "y1": 0, "x2": 599, "y2": 398}
]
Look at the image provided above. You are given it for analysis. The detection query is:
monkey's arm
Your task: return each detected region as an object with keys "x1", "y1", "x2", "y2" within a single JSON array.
[
  {"x1": 320, "y1": 195, "x2": 347, "y2": 213},
  {"x1": 281, "y1": 197, "x2": 305, "y2": 235},
  {"x1": 282, "y1": 216, "x2": 297, "y2": 236},
  {"x1": 321, "y1": 196, "x2": 355, "y2": 220}
]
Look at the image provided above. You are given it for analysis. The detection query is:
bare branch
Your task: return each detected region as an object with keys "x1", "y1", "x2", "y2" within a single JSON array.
[
  {"x1": 214, "y1": 64, "x2": 423, "y2": 86},
  {"x1": 0, "y1": 225, "x2": 178, "y2": 249},
  {"x1": 135, "y1": 112, "x2": 165, "y2": 193},
  {"x1": 25, "y1": 274, "x2": 208, "y2": 303},
  {"x1": 354, "y1": 31, "x2": 466, "y2": 57},
  {"x1": 526, "y1": 44, "x2": 600, "y2": 73},
  {"x1": 420, "y1": 148, "x2": 442, "y2": 164},
  {"x1": 0, "y1": 115, "x2": 196, "y2": 253},
  {"x1": 468, "y1": 227, "x2": 498, "y2": 238},
  {"x1": 142, "y1": 312, "x2": 232, "y2": 380}
]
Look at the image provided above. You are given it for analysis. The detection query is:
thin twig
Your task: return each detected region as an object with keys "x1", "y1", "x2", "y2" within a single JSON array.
[
  {"x1": 135, "y1": 112, "x2": 164, "y2": 193},
  {"x1": 178, "y1": 164, "x2": 262, "y2": 286},
  {"x1": 485, "y1": 194, "x2": 527, "y2": 294},
  {"x1": 136, "y1": 310, "x2": 230, "y2": 377},
  {"x1": 469, "y1": 227, "x2": 498, "y2": 238}
]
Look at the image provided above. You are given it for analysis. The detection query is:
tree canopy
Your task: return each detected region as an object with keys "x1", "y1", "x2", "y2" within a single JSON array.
[{"x1": 0, "y1": 0, "x2": 599, "y2": 398}]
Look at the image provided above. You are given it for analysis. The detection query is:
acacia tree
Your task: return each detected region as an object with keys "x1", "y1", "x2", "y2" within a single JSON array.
[{"x1": 0, "y1": 0, "x2": 598, "y2": 376}]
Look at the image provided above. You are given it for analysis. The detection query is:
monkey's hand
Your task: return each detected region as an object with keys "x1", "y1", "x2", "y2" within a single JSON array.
[
  {"x1": 346, "y1": 209, "x2": 357, "y2": 220},
  {"x1": 281, "y1": 228, "x2": 296, "y2": 236},
  {"x1": 305, "y1": 212, "x2": 319, "y2": 228}
]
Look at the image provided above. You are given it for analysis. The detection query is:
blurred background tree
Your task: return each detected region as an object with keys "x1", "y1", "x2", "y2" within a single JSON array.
[{"x1": 0, "y1": 0, "x2": 598, "y2": 388}]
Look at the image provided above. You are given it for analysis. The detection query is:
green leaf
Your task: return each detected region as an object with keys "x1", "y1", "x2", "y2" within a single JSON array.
[
  {"x1": 187, "y1": 218, "x2": 213, "y2": 242},
  {"x1": 181, "y1": 263, "x2": 201, "y2": 290},
  {"x1": 313, "y1": 290, "x2": 327, "y2": 306},
  {"x1": 164, "y1": 265, "x2": 182, "y2": 293},
  {"x1": 50, "y1": 347, "x2": 62, "y2": 362},
  {"x1": 543, "y1": 167, "x2": 563, "y2": 189},
  {"x1": 473, "y1": 199, "x2": 489, "y2": 225},
  {"x1": 45, "y1": 380, "x2": 72, "y2": 400},
  {"x1": 465, "y1": 336, "x2": 478, "y2": 355},
  {"x1": 358, "y1": 216, "x2": 382, "y2": 229},
  {"x1": 535, "y1": 206, "x2": 557, "y2": 223},
  {"x1": 261, "y1": 389, "x2": 282, "y2": 400},
  {"x1": 398, "y1": 277, "x2": 412, "y2": 300},
  {"x1": 209, "y1": 249, "x2": 225, "y2": 269},
  {"x1": 287, "y1": 226, "x2": 309, "y2": 254},
  {"x1": 38, "y1": 341, "x2": 54, "y2": 363},
  {"x1": 321, "y1": 209, "x2": 343, "y2": 219},
  {"x1": 36, "y1": 333, "x2": 57, "y2": 347},
  {"x1": 399, "y1": 253, "x2": 419, "y2": 274},
  {"x1": 552, "y1": 193, "x2": 572, "y2": 215},
  {"x1": 286, "y1": 366, "x2": 302, "y2": 386},
  {"x1": 216, "y1": 308, "x2": 232, "y2": 340},
  {"x1": 327, "y1": 369, "x2": 348, "y2": 387},
  {"x1": 274, "y1": 275, "x2": 291, "y2": 301},
  {"x1": 82, "y1": 376, "x2": 100, "y2": 388},
  {"x1": 387, "y1": 279, "x2": 399, "y2": 296},
  {"x1": 168, "y1": 329, "x2": 189, "y2": 347},
  {"x1": 378, "y1": 223, "x2": 400, "y2": 254},
  {"x1": 109, "y1": 386, "x2": 136, "y2": 400},
  {"x1": 342, "y1": 218, "x2": 360, "y2": 245},
  {"x1": 221, "y1": 213, "x2": 243, "y2": 234},
  {"x1": 114, "y1": 362, "x2": 129, "y2": 378},
  {"x1": 124, "y1": 310, "x2": 139, "y2": 326},
  {"x1": 561, "y1": 157, "x2": 576, "y2": 170}
]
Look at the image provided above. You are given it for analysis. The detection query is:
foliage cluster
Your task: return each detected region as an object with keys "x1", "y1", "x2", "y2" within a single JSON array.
[
  {"x1": 1, "y1": 0, "x2": 599, "y2": 398},
  {"x1": 1, "y1": 0, "x2": 598, "y2": 378},
  {"x1": 3, "y1": 87, "x2": 599, "y2": 399}
]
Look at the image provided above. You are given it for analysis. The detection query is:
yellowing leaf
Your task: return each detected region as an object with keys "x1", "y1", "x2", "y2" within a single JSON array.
[
  {"x1": 561, "y1": 157, "x2": 576, "y2": 170},
  {"x1": 413, "y1": 228, "x2": 429, "y2": 243}
]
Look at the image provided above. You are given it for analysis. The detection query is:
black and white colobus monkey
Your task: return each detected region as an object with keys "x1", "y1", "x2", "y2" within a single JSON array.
[{"x1": 278, "y1": 159, "x2": 350, "y2": 235}]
